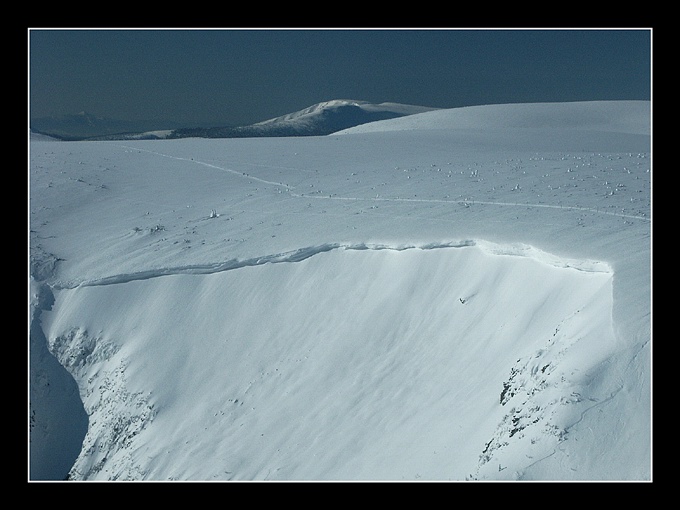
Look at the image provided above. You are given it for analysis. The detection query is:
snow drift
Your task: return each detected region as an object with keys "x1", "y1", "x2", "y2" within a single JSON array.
[{"x1": 29, "y1": 100, "x2": 651, "y2": 481}]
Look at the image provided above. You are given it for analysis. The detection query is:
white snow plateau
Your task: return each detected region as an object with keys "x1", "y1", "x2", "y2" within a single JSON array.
[{"x1": 29, "y1": 99, "x2": 652, "y2": 482}]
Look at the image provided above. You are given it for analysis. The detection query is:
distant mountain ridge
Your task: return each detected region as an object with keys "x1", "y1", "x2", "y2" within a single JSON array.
[
  {"x1": 30, "y1": 112, "x2": 183, "y2": 141},
  {"x1": 30, "y1": 100, "x2": 439, "y2": 141}
]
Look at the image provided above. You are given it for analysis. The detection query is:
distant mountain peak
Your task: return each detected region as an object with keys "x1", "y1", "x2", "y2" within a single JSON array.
[
  {"x1": 254, "y1": 99, "x2": 435, "y2": 127},
  {"x1": 167, "y1": 99, "x2": 439, "y2": 140}
]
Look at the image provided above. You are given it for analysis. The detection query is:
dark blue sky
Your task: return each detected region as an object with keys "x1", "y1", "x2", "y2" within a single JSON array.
[{"x1": 29, "y1": 28, "x2": 651, "y2": 128}]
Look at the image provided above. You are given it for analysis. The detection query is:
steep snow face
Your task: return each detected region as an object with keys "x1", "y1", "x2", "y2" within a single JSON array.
[
  {"x1": 42, "y1": 242, "x2": 616, "y2": 481},
  {"x1": 29, "y1": 280, "x2": 88, "y2": 480}
]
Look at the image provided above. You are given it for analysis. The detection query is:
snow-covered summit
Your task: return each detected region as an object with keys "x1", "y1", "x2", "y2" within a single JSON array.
[
  {"x1": 171, "y1": 99, "x2": 439, "y2": 138},
  {"x1": 255, "y1": 99, "x2": 438, "y2": 126}
]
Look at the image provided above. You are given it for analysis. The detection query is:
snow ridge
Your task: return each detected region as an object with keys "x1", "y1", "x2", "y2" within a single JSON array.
[
  {"x1": 55, "y1": 239, "x2": 610, "y2": 290},
  {"x1": 58, "y1": 242, "x2": 470, "y2": 289}
]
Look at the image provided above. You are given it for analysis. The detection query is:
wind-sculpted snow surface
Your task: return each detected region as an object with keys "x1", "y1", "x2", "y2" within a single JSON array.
[{"x1": 42, "y1": 242, "x2": 616, "y2": 481}]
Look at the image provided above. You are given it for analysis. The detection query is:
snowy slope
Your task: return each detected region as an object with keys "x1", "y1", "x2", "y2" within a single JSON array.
[
  {"x1": 337, "y1": 100, "x2": 650, "y2": 135},
  {"x1": 29, "y1": 100, "x2": 651, "y2": 481}
]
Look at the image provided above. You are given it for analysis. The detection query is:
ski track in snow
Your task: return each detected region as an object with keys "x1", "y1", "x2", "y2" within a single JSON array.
[
  {"x1": 301, "y1": 194, "x2": 650, "y2": 221},
  {"x1": 115, "y1": 144, "x2": 297, "y2": 191},
  {"x1": 114, "y1": 143, "x2": 650, "y2": 223}
]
